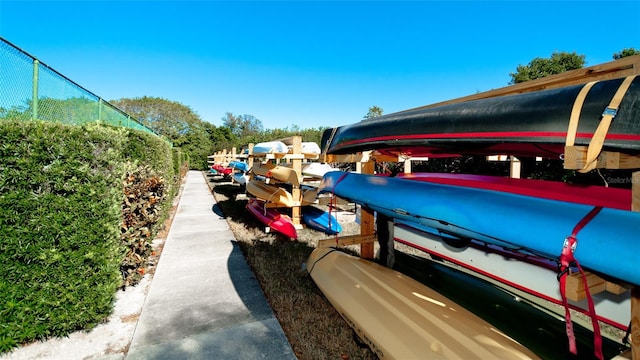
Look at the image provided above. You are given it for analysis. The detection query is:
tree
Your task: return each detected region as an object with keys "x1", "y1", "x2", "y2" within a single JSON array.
[
  {"x1": 112, "y1": 96, "x2": 235, "y2": 169},
  {"x1": 509, "y1": 51, "x2": 586, "y2": 84},
  {"x1": 111, "y1": 96, "x2": 202, "y2": 142},
  {"x1": 364, "y1": 105, "x2": 384, "y2": 119},
  {"x1": 613, "y1": 48, "x2": 640, "y2": 59},
  {"x1": 221, "y1": 112, "x2": 264, "y2": 138}
]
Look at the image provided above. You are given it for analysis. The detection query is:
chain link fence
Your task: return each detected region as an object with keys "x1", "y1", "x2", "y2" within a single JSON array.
[{"x1": 0, "y1": 37, "x2": 158, "y2": 136}]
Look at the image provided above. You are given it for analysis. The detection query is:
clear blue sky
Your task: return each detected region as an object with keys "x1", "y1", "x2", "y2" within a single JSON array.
[{"x1": 1, "y1": 1, "x2": 639, "y2": 130}]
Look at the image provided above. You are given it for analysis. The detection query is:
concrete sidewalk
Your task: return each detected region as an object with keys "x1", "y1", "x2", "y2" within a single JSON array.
[{"x1": 126, "y1": 171, "x2": 297, "y2": 360}]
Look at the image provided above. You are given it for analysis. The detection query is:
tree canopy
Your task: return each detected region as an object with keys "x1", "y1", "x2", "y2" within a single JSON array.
[
  {"x1": 509, "y1": 48, "x2": 639, "y2": 84},
  {"x1": 221, "y1": 112, "x2": 264, "y2": 138},
  {"x1": 364, "y1": 105, "x2": 384, "y2": 119},
  {"x1": 108, "y1": 97, "x2": 327, "y2": 169},
  {"x1": 613, "y1": 48, "x2": 640, "y2": 59},
  {"x1": 509, "y1": 51, "x2": 586, "y2": 84},
  {"x1": 111, "y1": 96, "x2": 203, "y2": 142},
  {"x1": 112, "y1": 97, "x2": 231, "y2": 169}
]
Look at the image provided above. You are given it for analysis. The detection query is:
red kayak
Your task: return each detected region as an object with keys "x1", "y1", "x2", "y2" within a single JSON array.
[
  {"x1": 395, "y1": 172, "x2": 632, "y2": 210},
  {"x1": 246, "y1": 198, "x2": 297, "y2": 239},
  {"x1": 211, "y1": 164, "x2": 233, "y2": 176}
]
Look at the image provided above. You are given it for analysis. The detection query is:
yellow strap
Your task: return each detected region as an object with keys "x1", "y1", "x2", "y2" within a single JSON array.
[
  {"x1": 322, "y1": 126, "x2": 338, "y2": 155},
  {"x1": 566, "y1": 81, "x2": 598, "y2": 147},
  {"x1": 580, "y1": 75, "x2": 637, "y2": 173}
]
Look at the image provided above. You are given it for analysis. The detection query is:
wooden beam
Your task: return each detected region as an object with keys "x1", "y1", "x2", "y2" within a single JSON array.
[
  {"x1": 404, "y1": 158, "x2": 411, "y2": 173},
  {"x1": 359, "y1": 161, "x2": 376, "y2": 259},
  {"x1": 510, "y1": 156, "x2": 521, "y2": 179},
  {"x1": 323, "y1": 152, "x2": 372, "y2": 163},
  {"x1": 247, "y1": 143, "x2": 255, "y2": 176},
  {"x1": 563, "y1": 146, "x2": 640, "y2": 170},
  {"x1": 633, "y1": 172, "x2": 640, "y2": 212},
  {"x1": 605, "y1": 282, "x2": 629, "y2": 295},
  {"x1": 322, "y1": 151, "x2": 402, "y2": 164},
  {"x1": 405, "y1": 55, "x2": 640, "y2": 111},
  {"x1": 564, "y1": 271, "x2": 606, "y2": 302},
  {"x1": 632, "y1": 170, "x2": 639, "y2": 360},
  {"x1": 317, "y1": 234, "x2": 377, "y2": 248},
  {"x1": 291, "y1": 136, "x2": 302, "y2": 226},
  {"x1": 633, "y1": 286, "x2": 640, "y2": 360}
]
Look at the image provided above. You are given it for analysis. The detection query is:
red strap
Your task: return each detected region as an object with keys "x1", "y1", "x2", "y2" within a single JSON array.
[{"x1": 558, "y1": 206, "x2": 603, "y2": 360}]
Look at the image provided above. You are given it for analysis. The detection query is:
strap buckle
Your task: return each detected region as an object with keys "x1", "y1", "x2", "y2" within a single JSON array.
[{"x1": 602, "y1": 107, "x2": 618, "y2": 117}]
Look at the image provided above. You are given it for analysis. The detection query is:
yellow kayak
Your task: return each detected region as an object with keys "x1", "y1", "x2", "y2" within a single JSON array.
[
  {"x1": 246, "y1": 180, "x2": 317, "y2": 207},
  {"x1": 307, "y1": 247, "x2": 540, "y2": 360},
  {"x1": 252, "y1": 162, "x2": 300, "y2": 186}
]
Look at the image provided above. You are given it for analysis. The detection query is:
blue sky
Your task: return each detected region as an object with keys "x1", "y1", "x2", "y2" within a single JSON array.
[{"x1": 1, "y1": 1, "x2": 639, "y2": 130}]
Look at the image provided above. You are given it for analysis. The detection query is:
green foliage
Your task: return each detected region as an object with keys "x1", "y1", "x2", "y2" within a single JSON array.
[
  {"x1": 364, "y1": 105, "x2": 384, "y2": 119},
  {"x1": 124, "y1": 129, "x2": 175, "y2": 188},
  {"x1": 613, "y1": 48, "x2": 640, "y2": 59},
  {"x1": 111, "y1": 96, "x2": 199, "y2": 142},
  {"x1": 112, "y1": 97, "x2": 233, "y2": 170},
  {"x1": 0, "y1": 120, "x2": 178, "y2": 353},
  {"x1": 36, "y1": 97, "x2": 100, "y2": 125},
  {"x1": 0, "y1": 121, "x2": 125, "y2": 352},
  {"x1": 120, "y1": 167, "x2": 166, "y2": 286},
  {"x1": 172, "y1": 147, "x2": 189, "y2": 179},
  {"x1": 173, "y1": 124, "x2": 215, "y2": 170},
  {"x1": 222, "y1": 112, "x2": 264, "y2": 138},
  {"x1": 509, "y1": 51, "x2": 586, "y2": 84}
]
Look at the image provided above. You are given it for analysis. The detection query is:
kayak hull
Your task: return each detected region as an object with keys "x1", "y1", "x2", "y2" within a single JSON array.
[
  {"x1": 319, "y1": 171, "x2": 640, "y2": 286},
  {"x1": 306, "y1": 247, "x2": 539, "y2": 359}
]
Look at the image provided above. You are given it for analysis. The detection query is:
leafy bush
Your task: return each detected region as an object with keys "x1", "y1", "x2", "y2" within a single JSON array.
[
  {"x1": 0, "y1": 121, "x2": 124, "y2": 352},
  {"x1": 0, "y1": 120, "x2": 178, "y2": 353},
  {"x1": 120, "y1": 166, "x2": 166, "y2": 286}
]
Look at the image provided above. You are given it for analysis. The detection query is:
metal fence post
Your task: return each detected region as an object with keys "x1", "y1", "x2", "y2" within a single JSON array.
[{"x1": 32, "y1": 59, "x2": 39, "y2": 120}]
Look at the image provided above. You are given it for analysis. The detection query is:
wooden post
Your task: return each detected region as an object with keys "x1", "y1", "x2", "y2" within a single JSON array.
[
  {"x1": 359, "y1": 160, "x2": 375, "y2": 259},
  {"x1": 632, "y1": 286, "x2": 639, "y2": 360},
  {"x1": 404, "y1": 158, "x2": 412, "y2": 174},
  {"x1": 510, "y1": 156, "x2": 521, "y2": 178},
  {"x1": 633, "y1": 171, "x2": 640, "y2": 360},
  {"x1": 355, "y1": 161, "x2": 362, "y2": 174},
  {"x1": 291, "y1": 136, "x2": 302, "y2": 227},
  {"x1": 247, "y1": 143, "x2": 255, "y2": 180}
]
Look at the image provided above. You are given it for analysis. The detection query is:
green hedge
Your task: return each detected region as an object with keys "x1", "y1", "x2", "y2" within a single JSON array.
[{"x1": 0, "y1": 121, "x2": 179, "y2": 353}]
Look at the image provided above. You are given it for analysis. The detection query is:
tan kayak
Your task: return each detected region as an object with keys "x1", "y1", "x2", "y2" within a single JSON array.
[
  {"x1": 252, "y1": 162, "x2": 300, "y2": 186},
  {"x1": 246, "y1": 180, "x2": 294, "y2": 207},
  {"x1": 306, "y1": 248, "x2": 540, "y2": 360},
  {"x1": 246, "y1": 180, "x2": 317, "y2": 207}
]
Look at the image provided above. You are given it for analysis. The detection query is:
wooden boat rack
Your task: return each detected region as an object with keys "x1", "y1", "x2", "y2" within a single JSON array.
[
  {"x1": 211, "y1": 136, "x2": 322, "y2": 231},
  {"x1": 320, "y1": 55, "x2": 640, "y2": 359},
  {"x1": 207, "y1": 56, "x2": 640, "y2": 358}
]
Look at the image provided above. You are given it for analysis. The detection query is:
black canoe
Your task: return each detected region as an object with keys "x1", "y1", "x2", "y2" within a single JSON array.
[{"x1": 321, "y1": 76, "x2": 640, "y2": 159}]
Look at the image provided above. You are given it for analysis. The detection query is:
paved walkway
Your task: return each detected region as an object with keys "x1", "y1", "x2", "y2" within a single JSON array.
[{"x1": 126, "y1": 171, "x2": 297, "y2": 359}]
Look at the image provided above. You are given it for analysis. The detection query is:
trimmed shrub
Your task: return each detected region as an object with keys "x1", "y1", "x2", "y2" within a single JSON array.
[
  {"x1": 0, "y1": 120, "x2": 178, "y2": 353},
  {"x1": 0, "y1": 121, "x2": 125, "y2": 352}
]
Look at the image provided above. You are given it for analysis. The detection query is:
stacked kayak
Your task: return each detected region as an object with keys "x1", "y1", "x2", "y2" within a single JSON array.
[
  {"x1": 246, "y1": 198, "x2": 297, "y2": 239},
  {"x1": 302, "y1": 206, "x2": 342, "y2": 235},
  {"x1": 319, "y1": 171, "x2": 640, "y2": 287},
  {"x1": 307, "y1": 247, "x2": 539, "y2": 359},
  {"x1": 312, "y1": 72, "x2": 640, "y2": 359},
  {"x1": 320, "y1": 76, "x2": 640, "y2": 159}
]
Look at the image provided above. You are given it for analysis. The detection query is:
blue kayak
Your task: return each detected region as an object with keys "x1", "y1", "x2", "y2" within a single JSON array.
[
  {"x1": 302, "y1": 206, "x2": 342, "y2": 235},
  {"x1": 319, "y1": 171, "x2": 640, "y2": 286},
  {"x1": 228, "y1": 160, "x2": 249, "y2": 172}
]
